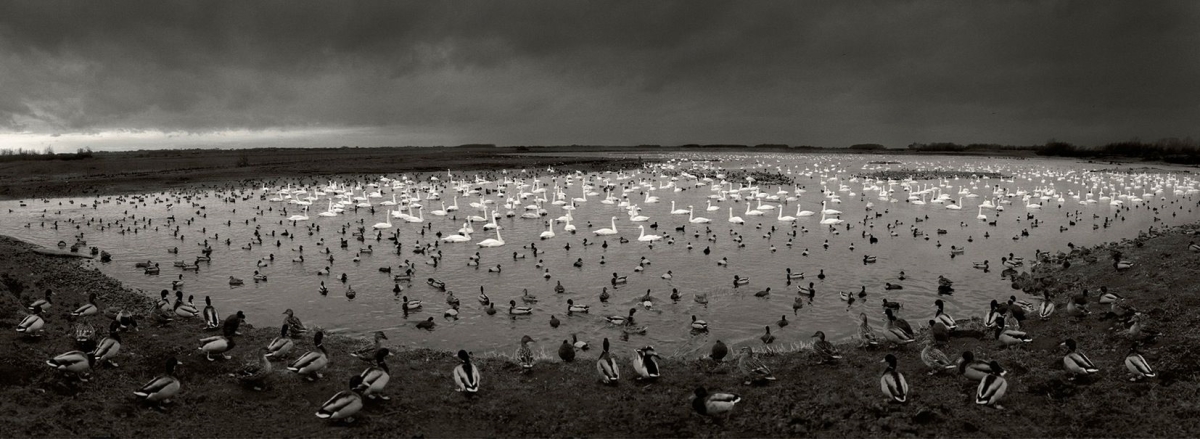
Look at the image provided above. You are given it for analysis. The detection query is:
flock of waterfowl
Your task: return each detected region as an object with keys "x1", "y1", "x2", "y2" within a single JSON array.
[{"x1": 9, "y1": 153, "x2": 1200, "y2": 421}]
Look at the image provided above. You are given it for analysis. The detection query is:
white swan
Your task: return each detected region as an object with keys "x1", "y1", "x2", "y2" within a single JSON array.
[
  {"x1": 593, "y1": 216, "x2": 618, "y2": 236},
  {"x1": 819, "y1": 210, "x2": 844, "y2": 225},
  {"x1": 689, "y1": 206, "x2": 710, "y2": 224},
  {"x1": 431, "y1": 202, "x2": 448, "y2": 216},
  {"x1": 637, "y1": 225, "x2": 662, "y2": 242},
  {"x1": 796, "y1": 203, "x2": 815, "y2": 217},
  {"x1": 443, "y1": 232, "x2": 471, "y2": 243},
  {"x1": 318, "y1": 199, "x2": 338, "y2": 217},
  {"x1": 945, "y1": 196, "x2": 962, "y2": 210},
  {"x1": 977, "y1": 205, "x2": 988, "y2": 220},
  {"x1": 406, "y1": 206, "x2": 425, "y2": 223},
  {"x1": 540, "y1": 221, "x2": 556, "y2": 239},
  {"x1": 728, "y1": 207, "x2": 744, "y2": 224},
  {"x1": 670, "y1": 201, "x2": 690, "y2": 215},
  {"x1": 706, "y1": 199, "x2": 720, "y2": 212},
  {"x1": 563, "y1": 214, "x2": 577, "y2": 232},
  {"x1": 745, "y1": 203, "x2": 764, "y2": 216},
  {"x1": 446, "y1": 195, "x2": 459, "y2": 212},
  {"x1": 373, "y1": 212, "x2": 393, "y2": 229},
  {"x1": 821, "y1": 200, "x2": 841, "y2": 215},
  {"x1": 287, "y1": 206, "x2": 309, "y2": 222},
  {"x1": 476, "y1": 227, "x2": 505, "y2": 247},
  {"x1": 777, "y1": 207, "x2": 796, "y2": 222}
]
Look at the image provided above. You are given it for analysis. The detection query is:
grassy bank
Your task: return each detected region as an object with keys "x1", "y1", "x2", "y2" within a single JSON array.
[{"x1": 3, "y1": 225, "x2": 1200, "y2": 437}]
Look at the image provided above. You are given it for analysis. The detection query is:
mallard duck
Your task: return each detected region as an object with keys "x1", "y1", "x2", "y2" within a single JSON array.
[
  {"x1": 485, "y1": 302, "x2": 497, "y2": 315},
  {"x1": 975, "y1": 361, "x2": 1008, "y2": 409},
  {"x1": 733, "y1": 275, "x2": 749, "y2": 286},
  {"x1": 690, "y1": 315, "x2": 708, "y2": 331},
  {"x1": 881, "y1": 299, "x2": 903, "y2": 310},
  {"x1": 572, "y1": 334, "x2": 589, "y2": 351},
  {"x1": 174, "y1": 292, "x2": 198, "y2": 318},
  {"x1": 956, "y1": 351, "x2": 1003, "y2": 380},
  {"x1": 777, "y1": 314, "x2": 789, "y2": 328},
  {"x1": 920, "y1": 342, "x2": 956, "y2": 374},
  {"x1": 17, "y1": 306, "x2": 45, "y2": 337},
  {"x1": 1061, "y1": 339, "x2": 1099, "y2": 378},
  {"x1": 253, "y1": 271, "x2": 268, "y2": 282},
  {"x1": 71, "y1": 293, "x2": 99, "y2": 318},
  {"x1": 401, "y1": 296, "x2": 423, "y2": 313},
  {"x1": 606, "y1": 308, "x2": 636, "y2": 325},
  {"x1": 237, "y1": 348, "x2": 273, "y2": 391},
  {"x1": 153, "y1": 289, "x2": 172, "y2": 312},
  {"x1": 1113, "y1": 258, "x2": 1134, "y2": 271},
  {"x1": 29, "y1": 289, "x2": 53, "y2": 312},
  {"x1": 695, "y1": 292, "x2": 709, "y2": 305},
  {"x1": 632, "y1": 346, "x2": 661, "y2": 380},
  {"x1": 229, "y1": 276, "x2": 244, "y2": 286},
  {"x1": 984, "y1": 299, "x2": 1003, "y2": 327},
  {"x1": 357, "y1": 348, "x2": 392, "y2": 400},
  {"x1": 611, "y1": 272, "x2": 628, "y2": 284},
  {"x1": 596, "y1": 337, "x2": 620, "y2": 384},
  {"x1": 566, "y1": 299, "x2": 590, "y2": 315},
  {"x1": 1098, "y1": 286, "x2": 1123, "y2": 305},
  {"x1": 202, "y1": 296, "x2": 220, "y2": 329},
  {"x1": 1124, "y1": 344, "x2": 1156, "y2": 381},
  {"x1": 812, "y1": 331, "x2": 842, "y2": 363},
  {"x1": 265, "y1": 325, "x2": 294, "y2": 359},
  {"x1": 92, "y1": 322, "x2": 122, "y2": 367},
  {"x1": 760, "y1": 326, "x2": 775, "y2": 344},
  {"x1": 737, "y1": 347, "x2": 775, "y2": 385},
  {"x1": 1038, "y1": 292, "x2": 1055, "y2": 319},
  {"x1": 600, "y1": 287, "x2": 612, "y2": 303},
  {"x1": 288, "y1": 330, "x2": 328, "y2": 380},
  {"x1": 993, "y1": 317, "x2": 1033, "y2": 346},
  {"x1": 933, "y1": 299, "x2": 956, "y2": 330},
  {"x1": 416, "y1": 316, "x2": 436, "y2": 330},
  {"x1": 509, "y1": 300, "x2": 532, "y2": 316},
  {"x1": 517, "y1": 335, "x2": 535, "y2": 372},
  {"x1": 199, "y1": 335, "x2": 236, "y2": 361},
  {"x1": 786, "y1": 268, "x2": 804, "y2": 279},
  {"x1": 46, "y1": 350, "x2": 96, "y2": 381},
  {"x1": 74, "y1": 322, "x2": 96, "y2": 345},
  {"x1": 880, "y1": 354, "x2": 908, "y2": 403},
  {"x1": 929, "y1": 320, "x2": 951, "y2": 345},
  {"x1": 521, "y1": 288, "x2": 539, "y2": 304},
  {"x1": 1191, "y1": 241, "x2": 1200, "y2": 252},
  {"x1": 133, "y1": 357, "x2": 182, "y2": 405},
  {"x1": 554, "y1": 281, "x2": 566, "y2": 293},
  {"x1": 884, "y1": 283, "x2": 903, "y2": 290},
  {"x1": 282, "y1": 309, "x2": 307, "y2": 335},
  {"x1": 351, "y1": 331, "x2": 388, "y2": 361},
  {"x1": 1067, "y1": 291, "x2": 1091, "y2": 317},
  {"x1": 857, "y1": 313, "x2": 880, "y2": 347},
  {"x1": 883, "y1": 309, "x2": 915, "y2": 345},
  {"x1": 691, "y1": 387, "x2": 742, "y2": 417},
  {"x1": 453, "y1": 350, "x2": 481, "y2": 393},
  {"x1": 316, "y1": 376, "x2": 365, "y2": 423}
]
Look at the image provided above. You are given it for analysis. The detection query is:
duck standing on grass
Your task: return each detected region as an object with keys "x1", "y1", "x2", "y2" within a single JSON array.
[
  {"x1": 692, "y1": 387, "x2": 742, "y2": 418},
  {"x1": 202, "y1": 296, "x2": 220, "y2": 329},
  {"x1": 737, "y1": 347, "x2": 776, "y2": 385},
  {"x1": 92, "y1": 321, "x2": 122, "y2": 367},
  {"x1": 880, "y1": 354, "x2": 909, "y2": 403},
  {"x1": 357, "y1": 348, "x2": 392, "y2": 400},
  {"x1": 282, "y1": 309, "x2": 307, "y2": 336},
  {"x1": 596, "y1": 338, "x2": 620, "y2": 384},
  {"x1": 316, "y1": 376, "x2": 365, "y2": 423},
  {"x1": 632, "y1": 346, "x2": 661, "y2": 380},
  {"x1": 920, "y1": 342, "x2": 955, "y2": 374},
  {"x1": 1125, "y1": 343, "x2": 1157, "y2": 382},
  {"x1": 517, "y1": 335, "x2": 535, "y2": 372},
  {"x1": 237, "y1": 348, "x2": 273, "y2": 391},
  {"x1": 265, "y1": 325, "x2": 294, "y2": 359},
  {"x1": 453, "y1": 350, "x2": 481, "y2": 393},
  {"x1": 289, "y1": 330, "x2": 329, "y2": 381},
  {"x1": 199, "y1": 333, "x2": 236, "y2": 361},
  {"x1": 812, "y1": 331, "x2": 842, "y2": 363},
  {"x1": 133, "y1": 357, "x2": 182, "y2": 407},
  {"x1": 17, "y1": 305, "x2": 45, "y2": 337}
]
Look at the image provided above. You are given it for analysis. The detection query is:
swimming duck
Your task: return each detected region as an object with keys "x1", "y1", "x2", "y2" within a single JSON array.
[
  {"x1": 883, "y1": 309, "x2": 915, "y2": 345},
  {"x1": 857, "y1": 313, "x2": 880, "y2": 347},
  {"x1": 786, "y1": 268, "x2": 804, "y2": 280},
  {"x1": 884, "y1": 283, "x2": 903, "y2": 290},
  {"x1": 792, "y1": 296, "x2": 805, "y2": 314},
  {"x1": 554, "y1": 281, "x2": 566, "y2": 293},
  {"x1": 402, "y1": 296, "x2": 423, "y2": 313},
  {"x1": 754, "y1": 287, "x2": 771, "y2": 297},
  {"x1": 611, "y1": 273, "x2": 628, "y2": 284},
  {"x1": 733, "y1": 275, "x2": 749, "y2": 286},
  {"x1": 777, "y1": 315, "x2": 789, "y2": 328},
  {"x1": 880, "y1": 354, "x2": 909, "y2": 403},
  {"x1": 133, "y1": 357, "x2": 182, "y2": 406},
  {"x1": 737, "y1": 347, "x2": 776, "y2": 385},
  {"x1": 632, "y1": 346, "x2": 661, "y2": 380},
  {"x1": 920, "y1": 342, "x2": 956, "y2": 374},
  {"x1": 288, "y1": 330, "x2": 328, "y2": 381},
  {"x1": 760, "y1": 326, "x2": 775, "y2": 344},
  {"x1": 17, "y1": 306, "x2": 45, "y2": 337},
  {"x1": 993, "y1": 317, "x2": 1033, "y2": 346},
  {"x1": 670, "y1": 288, "x2": 682, "y2": 301},
  {"x1": 717, "y1": 257, "x2": 729, "y2": 266},
  {"x1": 933, "y1": 299, "x2": 956, "y2": 330},
  {"x1": 694, "y1": 292, "x2": 708, "y2": 305},
  {"x1": 92, "y1": 322, "x2": 122, "y2": 367},
  {"x1": 572, "y1": 334, "x2": 589, "y2": 351},
  {"x1": 253, "y1": 271, "x2": 268, "y2": 282},
  {"x1": 1124, "y1": 343, "x2": 1156, "y2": 382},
  {"x1": 316, "y1": 376, "x2": 365, "y2": 423},
  {"x1": 46, "y1": 350, "x2": 96, "y2": 381},
  {"x1": 517, "y1": 335, "x2": 535, "y2": 372},
  {"x1": 975, "y1": 361, "x2": 1008, "y2": 409},
  {"x1": 606, "y1": 308, "x2": 636, "y2": 325},
  {"x1": 229, "y1": 276, "x2": 244, "y2": 286},
  {"x1": 282, "y1": 309, "x2": 307, "y2": 335},
  {"x1": 416, "y1": 316, "x2": 436, "y2": 330},
  {"x1": 453, "y1": 350, "x2": 481, "y2": 393},
  {"x1": 691, "y1": 387, "x2": 742, "y2": 418},
  {"x1": 599, "y1": 287, "x2": 611, "y2": 303},
  {"x1": 812, "y1": 331, "x2": 842, "y2": 363},
  {"x1": 198, "y1": 334, "x2": 236, "y2": 361},
  {"x1": 318, "y1": 282, "x2": 329, "y2": 295},
  {"x1": 549, "y1": 315, "x2": 560, "y2": 328},
  {"x1": 478, "y1": 287, "x2": 491, "y2": 305},
  {"x1": 509, "y1": 300, "x2": 532, "y2": 316},
  {"x1": 71, "y1": 293, "x2": 99, "y2": 318},
  {"x1": 817, "y1": 269, "x2": 826, "y2": 280},
  {"x1": 265, "y1": 325, "x2": 295, "y2": 360},
  {"x1": 485, "y1": 302, "x2": 497, "y2": 315},
  {"x1": 357, "y1": 348, "x2": 393, "y2": 400},
  {"x1": 596, "y1": 338, "x2": 620, "y2": 384},
  {"x1": 881, "y1": 299, "x2": 903, "y2": 310},
  {"x1": 521, "y1": 288, "x2": 539, "y2": 304},
  {"x1": 202, "y1": 296, "x2": 220, "y2": 329},
  {"x1": 1061, "y1": 339, "x2": 1099, "y2": 379},
  {"x1": 690, "y1": 315, "x2": 708, "y2": 331}
]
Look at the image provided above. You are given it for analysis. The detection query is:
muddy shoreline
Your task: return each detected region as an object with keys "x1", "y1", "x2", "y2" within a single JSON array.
[{"x1": 3, "y1": 220, "x2": 1200, "y2": 436}]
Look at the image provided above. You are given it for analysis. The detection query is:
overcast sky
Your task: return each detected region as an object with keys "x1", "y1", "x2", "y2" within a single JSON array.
[{"x1": 1, "y1": 0, "x2": 1197, "y2": 151}]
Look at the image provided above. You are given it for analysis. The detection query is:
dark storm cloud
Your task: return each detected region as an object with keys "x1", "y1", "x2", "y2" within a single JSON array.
[{"x1": 0, "y1": 0, "x2": 1197, "y2": 147}]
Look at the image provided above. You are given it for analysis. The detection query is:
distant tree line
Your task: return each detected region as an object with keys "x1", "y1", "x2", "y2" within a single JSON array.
[
  {"x1": 0, "y1": 147, "x2": 94, "y2": 162},
  {"x1": 907, "y1": 142, "x2": 1037, "y2": 152},
  {"x1": 1035, "y1": 138, "x2": 1200, "y2": 164}
]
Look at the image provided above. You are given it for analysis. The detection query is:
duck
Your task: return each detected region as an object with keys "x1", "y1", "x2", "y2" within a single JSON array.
[
  {"x1": 202, "y1": 296, "x2": 220, "y2": 329},
  {"x1": 288, "y1": 330, "x2": 329, "y2": 381},
  {"x1": 632, "y1": 346, "x2": 661, "y2": 380},
  {"x1": 71, "y1": 293, "x2": 100, "y2": 318},
  {"x1": 777, "y1": 314, "x2": 789, "y2": 328},
  {"x1": 985, "y1": 300, "x2": 1003, "y2": 327},
  {"x1": 572, "y1": 334, "x2": 589, "y2": 351},
  {"x1": 957, "y1": 351, "x2": 1004, "y2": 381},
  {"x1": 695, "y1": 292, "x2": 709, "y2": 305},
  {"x1": 817, "y1": 269, "x2": 826, "y2": 280},
  {"x1": 133, "y1": 357, "x2": 182, "y2": 405},
  {"x1": 733, "y1": 275, "x2": 749, "y2": 286},
  {"x1": 401, "y1": 296, "x2": 423, "y2": 313},
  {"x1": 46, "y1": 350, "x2": 96, "y2": 381},
  {"x1": 554, "y1": 280, "x2": 566, "y2": 293},
  {"x1": 1061, "y1": 338, "x2": 1099, "y2": 379},
  {"x1": 74, "y1": 322, "x2": 96, "y2": 345},
  {"x1": 786, "y1": 268, "x2": 804, "y2": 280},
  {"x1": 508, "y1": 300, "x2": 532, "y2": 316},
  {"x1": 879, "y1": 354, "x2": 909, "y2": 403},
  {"x1": 690, "y1": 315, "x2": 708, "y2": 331},
  {"x1": 265, "y1": 325, "x2": 295, "y2": 359},
  {"x1": 691, "y1": 387, "x2": 742, "y2": 418},
  {"x1": 315, "y1": 376, "x2": 365, "y2": 423},
  {"x1": 229, "y1": 276, "x2": 244, "y2": 286},
  {"x1": 754, "y1": 287, "x2": 771, "y2": 297},
  {"x1": 198, "y1": 334, "x2": 236, "y2": 361},
  {"x1": 1113, "y1": 256, "x2": 1134, "y2": 271},
  {"x1": 236, "y1": 348, "x2": 274, "y2": 391},
  {"x1": 611, "y1": 272, "x2": 628, "y2": 284},
  {"x1": 16, "y1": 306, "x2": 45, "y2": 337},
  {"x1": 416, "y1": 316, "x2": 436, "y2": 330},
  {"x1": 1067, "y1": 291, "x2": 1091, "y2": 317},
  {"x1": 549, "y1": 315, "x2": 560, "y2": 328},
  {"x1": 28, "y1": 289, "x2": 53, "y2": 312},
  {"x1": 1098, "y1": 286, "x2": 1123, "y2": 305},
  {"x1": 973, "y1": 260, "x2": 989, "y2": 269},
  {"x1": 599, "y1": 287, "x2": 611, "y2": 302},
  {"x1": 934, "y1": 299, "x2": 957, "y2": 330},
  {"x1": 975, "y1": 361, "x2": 1008, "y2": 409},
  {"x1": 596, "y1": 337, "x2": 620, "y2": 384},
  {"x1": 812, "y1": 331, "x2": 842, "y2": 363},
  {"x1": 717, "y1": 257, "x2": 729, "y2": 266},
  {"x1": 710, "y1": 340, "x2": 729, "y2": 362},
  {"x1": 920, "y1": 342, "x2": 956, "y2": 374},
  {"x1": 517, "y1": 335, "x2": 535, "y2": 372},
  {"x1": 253, "y1": 271, "x2": 268, "y2": 282},
  {"x1": 357, "y1": 348, "x2": 392, "y2": 400},
  {"x1": 92, "y1": 322, "x2": 123, "y2": 367},
  {"x1": 451, "y1": 350, "x2": 482, "y2": 393},
  {"x1": 760, "y1": 326, "x2": 775, "y2": 344},
  {"x1": 606, "y1": 308, "x2": 636, "y2": 325},
  {"x1": 884, "y1": 283, "x2": 903, "y2": 290},
  {"x1": 1124, "y1": 343, "x2": 1156, "y2": 381},
  {"x1": 736, "y1": 347, "x2": 775, "y2": 385},
  {"x1": 993, "y1": 317, "x2": 1033, "y2": 346},
  {"x1": 857, "y1": 313, "x2": 880, "y2": 347},
  {"x1": 883, "y1": 309, "x2": 915, "y2": 345},
  {"x1": 881, "y1": 299, "x2": 903, "y2": 310},
  {"x1": 1038, "y1": 292, "x2": 1056, "y2": 319},
  {"x1": 174, "y1": 293, "x2": 199, "y2": 318},
  {"x1": 521, "y1": 288, "x2": 538, "y2": 304},
  {"x1": 282, "y1": 309, "x2": 307, "y2": 335}
]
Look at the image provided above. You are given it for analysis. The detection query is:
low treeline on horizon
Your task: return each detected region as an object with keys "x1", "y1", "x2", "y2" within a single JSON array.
[{"x1": 2, "y1": 137, "x2": 1199, "y2": 164}]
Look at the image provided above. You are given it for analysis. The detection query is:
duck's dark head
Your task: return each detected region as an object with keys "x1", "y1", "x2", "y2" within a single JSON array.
[
  {"x1": 520, "y1": 335, "x2": 534, "y2": 344},
  {"x1": 1061, "y1": 338, "x2": 1077, "y2": 352},
  {"x1": 457, "y1": 349, "x2": 471, "y2": 363},
  {"x1": 882, "y1": 354, "x2": 898, "y2": 369},
  {"x1": 812, "y1": 331, "x2": 826, "y2": 340}
]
